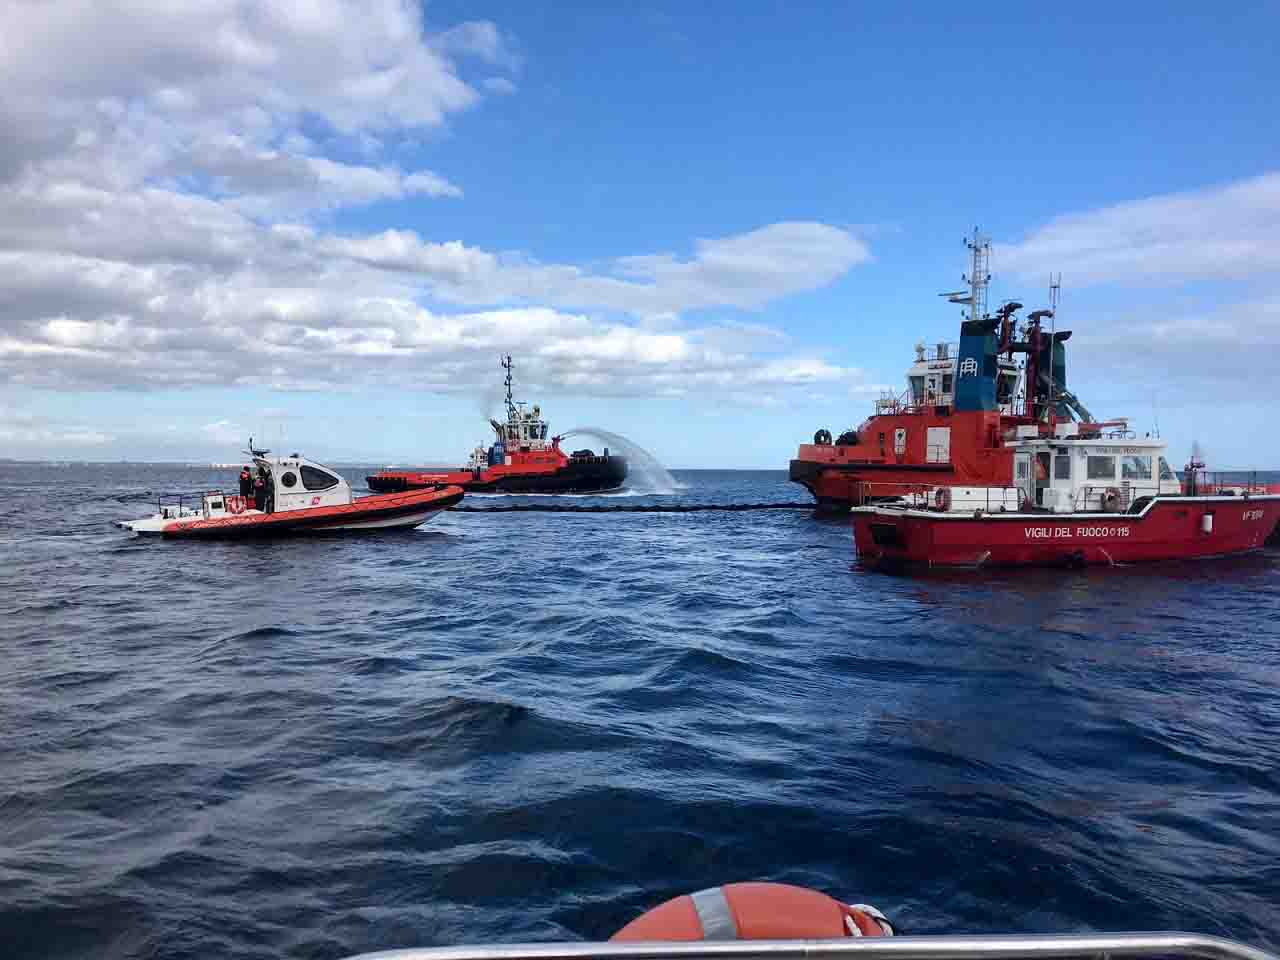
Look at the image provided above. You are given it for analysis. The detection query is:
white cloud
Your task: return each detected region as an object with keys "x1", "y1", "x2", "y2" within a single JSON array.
[
  {"x1": 994, "y1": 170, "x2": 1280, "y2": 399},
  {"x1": 1068, "y1": 296, "x2": 1280, "y2": 391},
  {"x1": 0, "y1": 1, "x2": 498, "y2": 215},
  {"x1": 0, "y1": 1, "x2": 507, "y2": 138},
  {"x1": 434, "y1": 21, "x2": 521, "y2": 71},
  {"x1": 999, "y1": 171, "x2": 1280, "y2": 287},
  {"x1": 328, "y1": 221, "x2": 869, "y2": 314},
  {"x1": 0, "y1": 209, "x2": 866, "y2": 395},
  {"x1": 0, "y1": 1, "x2": 866, "y2": 404}
]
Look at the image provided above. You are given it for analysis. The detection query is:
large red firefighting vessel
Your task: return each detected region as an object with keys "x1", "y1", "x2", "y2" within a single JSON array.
[
  {"x1": 367, "y1": 357, "x2": 628, "y2": 494},
  {"x1": 790, "y1": 231, "x2": 1095, "y2": 509}
]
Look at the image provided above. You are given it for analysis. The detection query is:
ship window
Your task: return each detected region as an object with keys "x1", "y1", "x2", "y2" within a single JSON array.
[
  {"x1": 1086, "y1": 455, "x2": 1116, "y2": 480},
  {"x1": 300, "y1": 465, "x2": 339, "y2": 491},
  {"x1": 1054, "y1": 455, "x2": 1071, "y2": 480},
  {"x1": 909, "y1": 375, "x2": 925, "y2": 402},
  {"x1": 1016, "y1": 460, "x2": 1029, "y2": 480},
  {"x1": 1158, "y1": 457, "x2": 1176, "y2": 480},
  {"x1": 1121, "y1": 455, "x2": 1153, "y2": 480},
  {"x1": 941, "y1": 374, "x2": 953, "y2": 395},
  {"x1": 279, "y1": 471, "x2": 297, "y2": 488}
]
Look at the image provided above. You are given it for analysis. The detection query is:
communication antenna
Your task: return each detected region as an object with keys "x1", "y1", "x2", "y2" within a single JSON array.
[{"x1": 939, "y1": 227, "x2": 991, "y2": 323}]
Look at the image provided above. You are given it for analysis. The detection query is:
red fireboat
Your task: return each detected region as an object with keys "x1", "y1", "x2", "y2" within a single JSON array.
[
  {"x1": 852, "y1": 441, "x2": 1280, "y2": 570},
  {"x1": 790, "y1": 230, "x2": 1095, "y2": 509},
  {"x1": 367, "y1": 356, "x2": 628, "y2": 495}
]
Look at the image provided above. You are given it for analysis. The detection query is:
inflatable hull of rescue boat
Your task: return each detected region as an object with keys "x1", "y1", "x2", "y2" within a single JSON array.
[
  {"x1": 367, "y1": 455, "x2": 628, "y2": 495},
  {"x1": 852, "y1": 494, "x2": 1280, "y2": 570},
  {"x1": 131, "y1": 487, "x2": 464, "y2": 538}
]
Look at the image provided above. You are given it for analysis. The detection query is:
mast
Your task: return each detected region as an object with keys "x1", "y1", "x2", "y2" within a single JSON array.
[
  {"x1": 940, "y1": 227, "x2": 991, "y2": 324},
  {"x1": 501, "y1": 354, "x2": 516, "y2": 420},
  {"x1": 1047, "y1": 274, "x2": 1061, "y2": 425}
]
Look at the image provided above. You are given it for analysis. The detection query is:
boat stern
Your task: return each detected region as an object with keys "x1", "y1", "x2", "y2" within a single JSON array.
[{"x1": 851, "y1": 508, "x2": 920, "y2": 568}]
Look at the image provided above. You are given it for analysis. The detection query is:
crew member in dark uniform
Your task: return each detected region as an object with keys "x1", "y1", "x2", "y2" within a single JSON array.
[
  {"x1": 262, "y1": 470, "x2": 275, "y2": 514},
  {"x1": 239, "y1": 465, "x2": 252, "y2": 498},
  {"x1": 253, "y1": 472, "x2": 266, "y2": 511}
]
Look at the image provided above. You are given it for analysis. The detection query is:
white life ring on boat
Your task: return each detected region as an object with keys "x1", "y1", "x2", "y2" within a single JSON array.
[
  {"x1": 933, "y1": 487, "x2": 952, "y2": 512},
  {"x1": 226, "y1": 495, "x2": 246, "y2": 515}
]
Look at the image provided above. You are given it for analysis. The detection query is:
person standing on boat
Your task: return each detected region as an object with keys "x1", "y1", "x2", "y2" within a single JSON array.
[
  {"x1": 238, "y1": 465, "x2": 252, "y2": 499},
  {"x1": 252, "y1": 471, "x2": 266, "y2": 510},
  {"x1": 260, "y1": 468, "x2": 275, "y2": 514}
]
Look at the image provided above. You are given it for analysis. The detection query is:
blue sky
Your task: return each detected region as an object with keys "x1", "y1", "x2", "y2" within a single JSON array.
[{"x1": 1, "y1": 1, "x2": 1278, "y2": 468}]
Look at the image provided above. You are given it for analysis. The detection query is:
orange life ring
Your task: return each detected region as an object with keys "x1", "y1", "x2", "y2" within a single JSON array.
[
  {"x1": 226, "y1": 495, "x2": 245, "y2": 515},
  {"x1": 610, "y1": 882, "x2": 892, "y2": 942}
]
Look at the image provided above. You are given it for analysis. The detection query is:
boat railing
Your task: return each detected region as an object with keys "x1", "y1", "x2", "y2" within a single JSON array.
[
  {"x1": 1072, "y1": 484, "x2": 1134, "y2": 513},
  {"x1": 152, "y1": 490, "x2": 225, "y2": 520},
  {"x1": 875, "y1": 391, "x2": 955, "y2": 417},
  {"x1": 338, "y1": 932, "x2": 1279, "y2": 960},
  {"x1": 856, "y1": 480, "x2": 935, "y2": 509},
  {"x1": 855, "y1": 482, "x2": 1019, "y2": 513},
  {"x1": 1184, "y1": 470, "x2": 1277, "y2": 497}
]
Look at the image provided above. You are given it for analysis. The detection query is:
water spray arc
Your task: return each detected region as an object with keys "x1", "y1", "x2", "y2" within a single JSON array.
[{"x1": 561, "y1": 427, "x2": 681, "y2": 494}]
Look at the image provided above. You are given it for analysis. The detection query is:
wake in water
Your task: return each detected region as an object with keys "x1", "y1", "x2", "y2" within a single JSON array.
[{"x1": 560, "y1": 426, "x2": 683, "y2": 494}]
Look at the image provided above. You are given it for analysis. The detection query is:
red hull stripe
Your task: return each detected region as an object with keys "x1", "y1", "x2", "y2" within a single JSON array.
[{"x1": 162, "y1": 486, "x2": 464, "y2": 538}]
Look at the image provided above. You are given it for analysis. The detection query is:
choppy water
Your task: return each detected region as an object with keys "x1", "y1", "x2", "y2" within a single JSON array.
[{"x1": 3, "y1": 464, "x2": 1280, "y2": 960}]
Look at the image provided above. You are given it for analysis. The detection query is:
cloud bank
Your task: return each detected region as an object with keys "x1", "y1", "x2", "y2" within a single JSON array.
[
  {"x1": 0, "y1": 0, "x2": 868, "y2": 403},
  {"x1": 997, "y1": 171, "x2": 1280, "y2": 398}
]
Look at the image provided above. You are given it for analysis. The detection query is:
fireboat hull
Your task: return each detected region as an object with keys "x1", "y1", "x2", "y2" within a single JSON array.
[
  {"x1": 853, "y1": 495, "x2": 1280, "y2": 570},
  {"x1": 367, "y1": 455, "x2": 628, "y2": 495}
]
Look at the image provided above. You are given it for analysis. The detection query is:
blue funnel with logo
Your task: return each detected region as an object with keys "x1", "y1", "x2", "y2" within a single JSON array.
[{"x1": 953, "y1": 317, "x2": 999, "y2": 412}]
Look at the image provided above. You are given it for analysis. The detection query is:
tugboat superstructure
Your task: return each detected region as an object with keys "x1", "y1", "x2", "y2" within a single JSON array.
[
  {"x1": 368, "y1": 357, "x2": 629, "y2": 495},
  {"x1": 790, "y1": 230, "x2": 1096, "y2": 508}
]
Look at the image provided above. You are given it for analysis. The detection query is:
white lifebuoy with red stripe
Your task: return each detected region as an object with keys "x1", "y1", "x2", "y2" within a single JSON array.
[{"x1": 611, "y1": 882, "x2": 893, "y2": 942}]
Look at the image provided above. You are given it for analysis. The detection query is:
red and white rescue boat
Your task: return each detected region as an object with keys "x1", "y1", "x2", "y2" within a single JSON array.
[
  {"x1": 118, "y1": 447, "x2": 464, "y2": 538},
  {"x1": 852, "y1": 427, "x2": 1280, "y2": 569}
]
